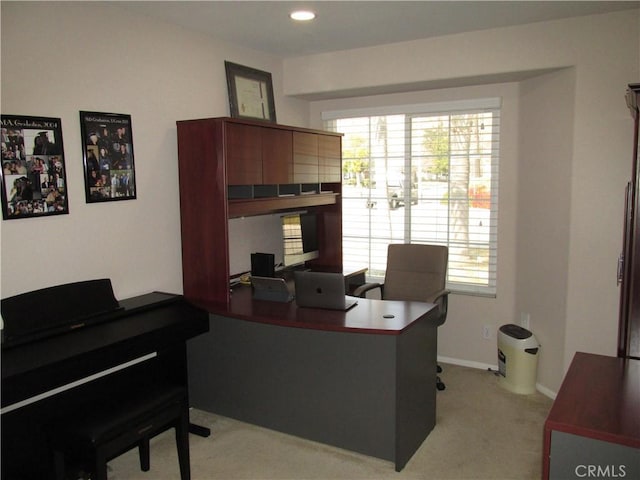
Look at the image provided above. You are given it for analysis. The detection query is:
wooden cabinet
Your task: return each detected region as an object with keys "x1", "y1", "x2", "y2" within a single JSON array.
[
  {"x1": 262, "y1": 128, "x2": 293, "y2": 184},
  {"x1": 226, "y1": 123, "x2": 294, "y2": 185},
  {"x1": 293, "y1": 131, "x2": 319, "y2": 183},
  {"x1": 619, "y1": 85, "x2": 640, "y2": 359},
  {"x1": 176, "y1": 117, "x2": 343, "y2": 306},
  {"x1": 293, "y1": 131, "x2": 342, "y2": 184},
  {"x1": 319, "y1": 134, "x2": 341, "y2": 183},
  {"x1": 542, "y1": 353, "x2": 639, "y2": 479},
  {"x1": 225, "y1": 123, "x2": 262, "y2": 184}
]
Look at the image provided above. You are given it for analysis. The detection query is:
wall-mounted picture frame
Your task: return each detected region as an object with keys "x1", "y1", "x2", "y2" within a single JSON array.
[
  {"x1": 80, "y1": 111, "x2": 136, "y2": 203},
  {"x1": 225, "y1": 61, "x2": 277, "y2": 123},
  {"x1": 1, "y1": 115, "x2": 69, "y2": 220}
]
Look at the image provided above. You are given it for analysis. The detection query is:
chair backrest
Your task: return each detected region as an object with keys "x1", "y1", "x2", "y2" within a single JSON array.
[{"x1": 382, "y1": 244, "x2": 448, "y2": 303}]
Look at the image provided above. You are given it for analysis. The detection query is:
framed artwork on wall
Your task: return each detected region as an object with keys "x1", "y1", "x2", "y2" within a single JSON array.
[
  {"x1": 225, "y1": 61, "x2": 277, "y2": 123},
  {"x1": 80, "y1": 111, "x2": 137, "y2": 203},
  {"x1": 1, "y1": 115, "x2": 69, "y2": 220}
]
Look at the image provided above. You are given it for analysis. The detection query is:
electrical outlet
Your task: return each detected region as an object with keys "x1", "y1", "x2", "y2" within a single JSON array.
[
  {"x1": 520, "y1": 312, "x2": 530, "y2": 330},
  {"x1": 482, "y1": 325, "x2": 492, "y2": 340}
]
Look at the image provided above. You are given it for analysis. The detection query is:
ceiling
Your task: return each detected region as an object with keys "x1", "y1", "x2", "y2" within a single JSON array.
[{"x1": 119, "y1": 1, "x2": 639, "y2": 57}]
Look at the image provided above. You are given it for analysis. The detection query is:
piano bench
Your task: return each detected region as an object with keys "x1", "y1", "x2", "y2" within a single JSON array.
[{"x1": 46, "y1": 384, "x2": 190, "y2": 480}]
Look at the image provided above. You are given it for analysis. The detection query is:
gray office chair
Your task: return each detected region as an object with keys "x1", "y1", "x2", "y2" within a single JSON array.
[{"x1": 353, "y1": 244, "x2": 450, "y2": 390}]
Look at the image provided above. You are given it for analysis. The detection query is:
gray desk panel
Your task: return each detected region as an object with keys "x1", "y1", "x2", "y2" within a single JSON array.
[
  {"x1": 188, "y1": 312, "x2": 437, "y2": 469},
  {"x1": 550, "y1": 431, "x2": 640, "y2": 479}
]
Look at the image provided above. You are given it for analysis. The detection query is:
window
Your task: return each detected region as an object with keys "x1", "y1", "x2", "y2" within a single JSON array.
[{"x1": 323, "y1": 98, "x2": 500, "y2": 296}]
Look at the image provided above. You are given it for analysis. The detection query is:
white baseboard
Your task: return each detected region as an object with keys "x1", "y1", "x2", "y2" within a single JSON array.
[
  {"x1": 438, "y1": 355, "x2": 497, "y2": 371},
  {"x1": 535, "y1": 383, "x2": 557, "y2": 400},
  {"x1": 438, "y1": 355, "x2": 557, "y2": 399}
]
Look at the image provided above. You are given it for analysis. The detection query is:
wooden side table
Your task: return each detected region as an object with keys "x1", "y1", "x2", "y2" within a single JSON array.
[{"x1": 542, "y1": 352, "x2": 639, "y2": 479}]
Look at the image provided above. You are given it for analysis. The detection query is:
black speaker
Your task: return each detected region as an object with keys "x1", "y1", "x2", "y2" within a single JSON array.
[{"x1": 251, "y1": 252, "x2": 275, "y2": 277}]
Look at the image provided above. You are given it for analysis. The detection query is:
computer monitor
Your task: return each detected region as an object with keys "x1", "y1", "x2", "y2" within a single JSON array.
[{"x1": 281, "y1": 212, "x2": 319, "y2": 267}]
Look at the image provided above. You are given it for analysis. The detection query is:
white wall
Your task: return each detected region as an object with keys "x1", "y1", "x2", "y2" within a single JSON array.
[
  {"x1": 517, "y1": 68, "x2": 575, "y2": 394},
  {"x1": 294, "y1": 10, "x2": 639, "y2": 392},
  {"x1": 228, "y1": 215, "x2": 284, "y2": 275},
  {"x1": 0, "y1": 1, "x2": 308, "y2": 300}
]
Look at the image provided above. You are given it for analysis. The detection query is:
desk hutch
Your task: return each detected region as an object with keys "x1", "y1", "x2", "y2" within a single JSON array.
[{"x1": 176, "y1": 117, "x2": 343, "y2": 306}]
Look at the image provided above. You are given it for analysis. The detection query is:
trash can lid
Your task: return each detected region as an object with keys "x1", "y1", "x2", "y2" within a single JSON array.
[{"x1": 499, "y1": 324, "x2": 532, "y2": 339}]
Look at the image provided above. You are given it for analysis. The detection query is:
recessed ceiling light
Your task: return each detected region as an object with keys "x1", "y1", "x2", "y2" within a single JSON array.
[{"x1": 290, "y1": 10, "x2": 316, "y2": 21}]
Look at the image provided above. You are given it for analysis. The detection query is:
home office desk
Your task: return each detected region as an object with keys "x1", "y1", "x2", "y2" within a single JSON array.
[{"x1": 187, "y1": 287, "x2": 441, "y2": 471}]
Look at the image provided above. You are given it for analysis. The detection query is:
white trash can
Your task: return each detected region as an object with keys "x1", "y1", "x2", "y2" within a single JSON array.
[{"x1": 497, "y1": 324, "x2": 540, "y2": 394}]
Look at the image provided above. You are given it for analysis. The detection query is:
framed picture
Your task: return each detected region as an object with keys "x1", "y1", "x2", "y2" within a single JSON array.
[
  {"x1": 225, "y1": 61, "x2": 277, "y2": 123},
  {"x1": 1, "y1": 115, "x2": 69, "y2": 220},
  {"x1": 80, "y1": 111, "x2": 136, "y2": 203}
]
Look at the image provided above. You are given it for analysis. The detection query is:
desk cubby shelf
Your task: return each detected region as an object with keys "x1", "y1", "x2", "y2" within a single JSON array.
[
  {"x1": 228, "y1": 183, "x2": 330, "y2": 200},
  {"x1": 228, "y1": 192, "x2": 339, "y2": 218}
]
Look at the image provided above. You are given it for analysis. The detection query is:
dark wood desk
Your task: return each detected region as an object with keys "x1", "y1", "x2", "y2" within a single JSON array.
[
  {"x1": 188, "y1": 287, "x2": 440, "y2": 471},
  {"x1": 542, "y1": 352, "x2": 640, "y2": 479},
  {"x1": 1, "y1": 293, "x2": 209, "y2": 480}
]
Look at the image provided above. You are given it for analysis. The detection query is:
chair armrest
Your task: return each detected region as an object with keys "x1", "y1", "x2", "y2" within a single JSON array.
[
  {"x1": 352, "y1": 282, "x2": 383, "y2": 298},
  {"x1": 427, "y1": 289, "x2": 450, "y2": 326},
  {"x1": 426, "y1": 289, "x2": 450, "y2": 304}
]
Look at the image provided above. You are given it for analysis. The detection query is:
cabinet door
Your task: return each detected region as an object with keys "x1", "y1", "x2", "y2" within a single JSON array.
[
  {"x1": 293, "y1": 131, "x2": 319, "y2": 183},
  {"x1": 262, "y1": 128, "x2": 293, "y2": 184},
  {"x1": 318, "y1": 134, "x2": 341, "y2": 183},
  {"x1": 619, "y1": 86, "x2": 640, "y2": 359},
  {"x1": 225, "y1": 123, "x2": 262, "y2": 185}
]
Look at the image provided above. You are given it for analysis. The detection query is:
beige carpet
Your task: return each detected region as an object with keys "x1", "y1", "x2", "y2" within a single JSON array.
[{"x1": 108, "y1": 364, "x2": 552, "y2": 479}]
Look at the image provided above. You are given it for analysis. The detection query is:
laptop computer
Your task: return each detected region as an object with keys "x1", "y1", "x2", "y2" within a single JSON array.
[
  {"x1": 251, "y1": 276, "x2": 294, "y2": 302},
  {"x1": 294, "y1": 271, "x2": 358, "y2": 311}
]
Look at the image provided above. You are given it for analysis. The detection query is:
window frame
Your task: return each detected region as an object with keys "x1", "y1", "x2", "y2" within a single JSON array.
[{"x1": 323, "y1": 98, "x2": 501, "y2": 297}]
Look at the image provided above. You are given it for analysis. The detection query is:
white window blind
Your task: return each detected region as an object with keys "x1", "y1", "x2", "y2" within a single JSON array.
[{"x1": 323, "y1": 99, "x2": 500, "y2": 296}]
